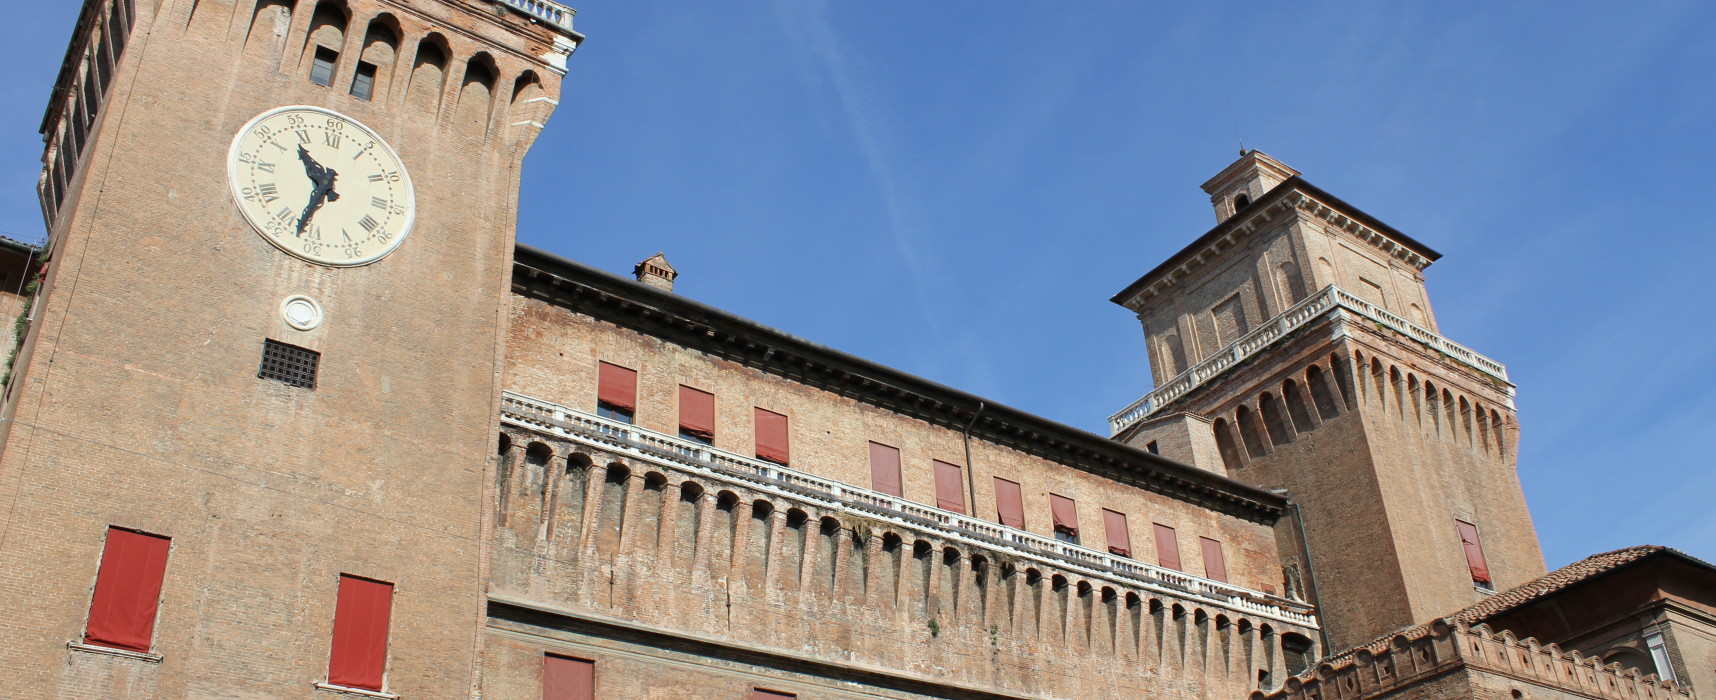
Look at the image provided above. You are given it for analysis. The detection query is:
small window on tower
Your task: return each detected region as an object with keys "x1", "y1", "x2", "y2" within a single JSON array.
[
  {"x1": 350, "y1": 61, "x2": 377, "y2": 100},
  {"x1": 310, "y1": 47, "x2": 338, "y2": 87},
  {"x1": 258, "y1": 339, "x2": 320, "y2": 389},
  {"x1": 1234, "y1": 193, "x2": 1252, "y2": 211}
]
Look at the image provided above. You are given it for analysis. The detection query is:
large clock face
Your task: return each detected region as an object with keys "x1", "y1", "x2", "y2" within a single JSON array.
[{"x1": 227, "y1": 106, "x2": 415, "y2": 267}]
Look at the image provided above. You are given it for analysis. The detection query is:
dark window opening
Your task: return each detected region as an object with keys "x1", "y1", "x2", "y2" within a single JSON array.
[
  {"x1": 596, "y1": 403, "x2": 632, "y2": 424},
  {"x1": 1234, "y1": 193, "x2": 1252, "y2": 211},
  {"x1": 350, "y1": 61, "x2": 377, "y2": 100},
  {"x1": 1283, "y1": 633, "x2": 1315, "y2": 675},
  {"x1": 310, "y1": 46, "x2": 338, "y2": 86},
  {"x1": 258, "y1": 339, "x2": 319, "y2": 389},
  {"x1": 1145, "y1": 440, "x2": 1159, "y2": 454}
]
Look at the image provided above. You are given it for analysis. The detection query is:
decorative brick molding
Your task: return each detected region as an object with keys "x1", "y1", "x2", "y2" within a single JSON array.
[{"x1": 1253, "y1": 621, "x2": 1691, "y2": 700}]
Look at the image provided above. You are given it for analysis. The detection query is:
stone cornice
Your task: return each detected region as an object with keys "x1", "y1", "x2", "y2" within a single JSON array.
[
  {"x1": 512, "y1": 245, "x2": 1288, "y2": 523},
  {"x1": 1111, "y1": 177, "x2": 1441, "y2": 309}
]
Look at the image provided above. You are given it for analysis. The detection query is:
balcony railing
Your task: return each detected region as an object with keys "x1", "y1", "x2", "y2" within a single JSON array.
[
  {"x1": 497, "y1": 0, "x2": 578, "y2": 36},
  {"x1": 1109, "y1": 285, "x2": 1510, "y2": 436},
  {"x1": 501, "y1": 391, "x2": 1318, "y2": 628}
]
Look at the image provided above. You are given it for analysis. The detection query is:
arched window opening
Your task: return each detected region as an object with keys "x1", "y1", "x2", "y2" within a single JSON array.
[
  {"x1": 511, "y1": 70, "x2": 543, "y2": 106},
  {"x1": 455, "y1": 53, "x2": 498, "y2": 132},
  {"x1": 406, "y1": 34, "x2": 449, "y2": 114},
  {"x1": 1330, "y1": 353, "x2": 1356, "y2": 410},
  {"x1": 1306, "y1": 366, "x2": 1340, "y2": 419},
  {"x1": 1282, "y1": 632, "x2": 1315, "y2": 676},
  {"x1": 496, "y1": 432, "x2": 511, "y2": 456},
  {"x1": 1389, "y1": 366, "x2": 1405, "y2": 417},
  {"x1": 1234, "y1": 193, "x2": 1252, "y2": 212},
  {"x1": 1282, "y1": 380, "x2": 1315, "y2": 433},
  {"x1": 1236, "y1": 405, "x2": 1268, "y2": 458},
  {"x1": 1475, "y1": 404, "x2": 1491, "y2": 452},
  {"x1": 1604, "y1": 648, "x2": 1655, "y2": 676},
  {"x1": 1443, "y1": 390, "x2": 1457, "y2": 441},
  {"x1": 1459, "y1": 396, "x2": 1474, "y2": 447},
  {"x1": 302, "y1": 1, "x2": 349, "y2": 87},
  {"x1": 351, "y1": 17, "x2": 400, "y2": 101},
  {"x1": 1424, "y1": 382, "x2": 1441, "y2": 435},
  {"x1": 525, "y1": 442, "x2": 551, "y2": 468},
  {"x1": 1371, "y1": 358, "x2": 1388, "y2": 406},
  {"x1": 245, "y1": 0, "x2": 295, "y2": 67},
  {"x1": 1214, "y1": 418, "x2": 1243, "y2": 471},
  {"x1": 1259, "y1": 393, "x2": 1293, "y2": 446},
  {"x1": 1491, "y1": 410, "x2": 1507, "y2": 457}
]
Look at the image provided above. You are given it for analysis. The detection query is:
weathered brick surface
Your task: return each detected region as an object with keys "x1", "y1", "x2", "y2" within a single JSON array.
[{"x1": 0, "y1": 0, "x2": 565, "y2": 696}]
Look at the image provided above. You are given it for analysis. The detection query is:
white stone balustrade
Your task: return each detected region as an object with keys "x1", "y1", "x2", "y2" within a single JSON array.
[
  {"x1": 1109, "y1": 285, "x2": 1510, "y2": 436},
  {"x1": 501, "y1": 391, "x2": 1318, "y2": 628},
  {"x1": 496, "y1": 0, "x2": 578, "y2": 35}
]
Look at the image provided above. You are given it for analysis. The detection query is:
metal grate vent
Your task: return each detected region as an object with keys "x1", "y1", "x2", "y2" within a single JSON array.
[{"x1": 258, "y1": 339, "x2": 319, "y2": 389}]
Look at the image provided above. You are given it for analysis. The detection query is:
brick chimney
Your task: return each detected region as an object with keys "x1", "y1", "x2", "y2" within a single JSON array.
[{"x1": 633, "y1": 253, "x2": 677, "y2": 292}]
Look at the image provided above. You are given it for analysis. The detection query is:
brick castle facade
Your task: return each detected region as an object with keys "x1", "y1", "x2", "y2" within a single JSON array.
[{"x1": 0, "y1": 1, "x2": 1707, "y2": 698}]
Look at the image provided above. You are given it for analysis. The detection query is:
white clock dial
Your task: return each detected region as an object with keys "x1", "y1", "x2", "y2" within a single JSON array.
[{"x1": 228, "y1": 106, "x2": 415, "y2": 267}]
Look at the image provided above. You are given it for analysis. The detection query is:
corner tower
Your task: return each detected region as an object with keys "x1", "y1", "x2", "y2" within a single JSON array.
[
  {"x1": 0, "y1": 0, "x2": 578, "y2": 695},
  {"x1": 1109, "y1": 151, "x2": 1546, "y2": 649}
]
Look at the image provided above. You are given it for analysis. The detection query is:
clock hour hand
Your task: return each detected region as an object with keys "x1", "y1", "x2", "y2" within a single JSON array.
[{"x1": 295, "y1": 145, "x2": 341, "y2": 237}]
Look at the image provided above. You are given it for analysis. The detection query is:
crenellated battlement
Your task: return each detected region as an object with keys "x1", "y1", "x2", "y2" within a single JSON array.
[{"x1": 1254, "y1": 620, "x2": 1692, "y2": 700}]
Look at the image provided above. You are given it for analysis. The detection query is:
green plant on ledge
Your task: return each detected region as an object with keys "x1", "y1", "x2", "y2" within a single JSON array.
[{"x1": 927, "y1": 618, "x2": 940, "y2": 637}]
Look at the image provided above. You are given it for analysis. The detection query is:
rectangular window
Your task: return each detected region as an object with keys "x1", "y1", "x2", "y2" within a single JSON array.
[
  {"x1": 754, "y1": 408, "x2": 790, "y2": 466},
  {"x1": 1101, "y1": 509, "x2": 1131, "y2": 557},
  {"x1": 542, "y1": 654, "x2": 595, "y2": 700},
  {"x1": 753, "y1": 690, "x2": 796, "y2": 700},
  {"x1": 259, "y1": 339, "x2": 320, "y2": 389},
  {"x1": 1456, "y1": 520, "x2": 1492, "y2": 589},
  {"x1": 328, "y1": 575, "x2": 393, "y2": 692},
  {"x1": 1049, "y1": 494, "x2": 1079, "y2": 544},
  {"x1": 1153, "y1": 524, "x2": 1182, "y2": 571},
  {"x1": 1199, "y1": 536, "x2": 1228, "y2": 582},
  {"x1": 932, "y1": 460, "x2": 965, "y2": 514},
  {"x1": 993, "y1": 477, "x2": 1025, "y2": 529},
  {"x1": 310, "y1": 46, "x2": 339, "y2": 87},
  {"x1": 868, "y1": 442, "x2": 902, "y2": 497},
  {"x1": 596, "y1": 361, "x2": 636, "y2": 423},
  {"x1": 677, "y1": 385, "x2": 715, "y2": 444},
  {"x1": 1646, "y1": 633, "x2": 1677, "y2": 682},
  {"x1": 350, "y1": 61, "x2": 377, "y2": 100},
  {"x1": 84, "y1": 527, "x2": 170, "y2": 652}
]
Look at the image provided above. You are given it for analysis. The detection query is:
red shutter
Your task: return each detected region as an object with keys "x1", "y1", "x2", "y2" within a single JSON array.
[
  {"x1": 1199, "y1": 537, "x2": 1228, "y2": 582},
  {"x1": 1049, "y1": 494, "x2": 1079, "y2": 536},
  {"x1": 328, "y1": 575, "x2": 393, "y2": 691},
  {"x1": 678, "y1": 385, "x2": 715, "y2": 440},
  {"x1": 84, "y1": 528, "x2": 171, "y2": 652},
  {"x1": 1153, "y1": 524, "x2": 1181, "y2": 571},
  {"x1": 993, "y1": 478, "x2": 1025, "y2": 529},
  {"x1": 869, "y1": 442, "x2": 902, "y2": 496},
  {"x1": 597, "y1": 362, "x2": 637, "y2": 412},
  {"x1": 1102, "y1": 509, "x2": 1131, "y2": 557},
  {"x1": 1456, "y1": 520, "x2": 1491, "y2": 584},
  {"x1": 932, "y1": 460, "x2": 966, "y2": 513},
  {"x1": 543, "y1": 654, "x2": 595, "y2": 700},
  {"x1": 753, "y1": 690, "x2": 797, "y2": 700},
  {"x1": 754, "y1": 408, "x2": 790, "y2": 465}
]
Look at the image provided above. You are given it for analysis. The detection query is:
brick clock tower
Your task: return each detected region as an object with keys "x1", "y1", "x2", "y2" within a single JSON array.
[
  {"x1": 0, "y1": 0, "x2": 577, "y2": 696},
  {"x1": 1109, "y1": 151, "x2": 1547, "y2": 649}
]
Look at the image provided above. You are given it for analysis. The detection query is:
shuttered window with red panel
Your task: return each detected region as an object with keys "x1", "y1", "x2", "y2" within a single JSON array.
[
  {"x1": 84, "y1": 527, "x2": 171, "y2": 652},
  {"x1": 543, "y1": 654, "x2": 595, "y2": 700},
  {"x1": 1153, "y1": 523, "x2": 1182, "y2": 571},
  {"x1": 993, "y1": 477, "x2": 1025, "y2": 529},
  {"x1": 932, "y1": 460, "x2": 966, "y2": 514},
  {"x1": 1199, "y1": 536, "x2": 1228, "y2": 582},
  {"x1": 1101, "y1": 509, "x2": 1132, "y2": 557},
  {"x1": 596, "y1": 361, "x2": 637, "y2": 423},
  {"x1": 869, "y1": 442, "x2": 903, "y2": 496},
  {"x1": 1049, "y1": 494, "x2": 1080, "y2": 544},
  {"x1": 754, "y1": 408, "x2": 790, "y2": 466},
  {"x1": 1456, "y1": 520, "x2": 1492, "y2": 587},
  {"x1": 328, "y1": 575, "x2": 394, "y2": 692},
  {"x1": 678, "y1": 385, "x2": 715, "y2": 444}
]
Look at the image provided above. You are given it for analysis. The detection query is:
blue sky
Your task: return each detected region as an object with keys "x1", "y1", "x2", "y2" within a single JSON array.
[{"x1": 3, "y1": 2, "x2": 1712, "y2": 569}]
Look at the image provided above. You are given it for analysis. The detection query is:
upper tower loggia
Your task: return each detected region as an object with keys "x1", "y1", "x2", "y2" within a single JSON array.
[
  {"x1": 0, "y1": 1, "x2": 579, "y2": 695},
  {"x1": 1108, "y1": 151, "x2": 1545, "y2": 649}
]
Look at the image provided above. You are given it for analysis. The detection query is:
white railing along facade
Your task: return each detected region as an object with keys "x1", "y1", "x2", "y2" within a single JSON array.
[
  {"x1": 1109, "y1": 285, "x2": 1510, "y2": 436},
  {"x1": 497, "y1": 0, "x2": 577, "y2": 35},
  {"x1": 501, "y1": 391, "x2": 1318, "y2": 628}
]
